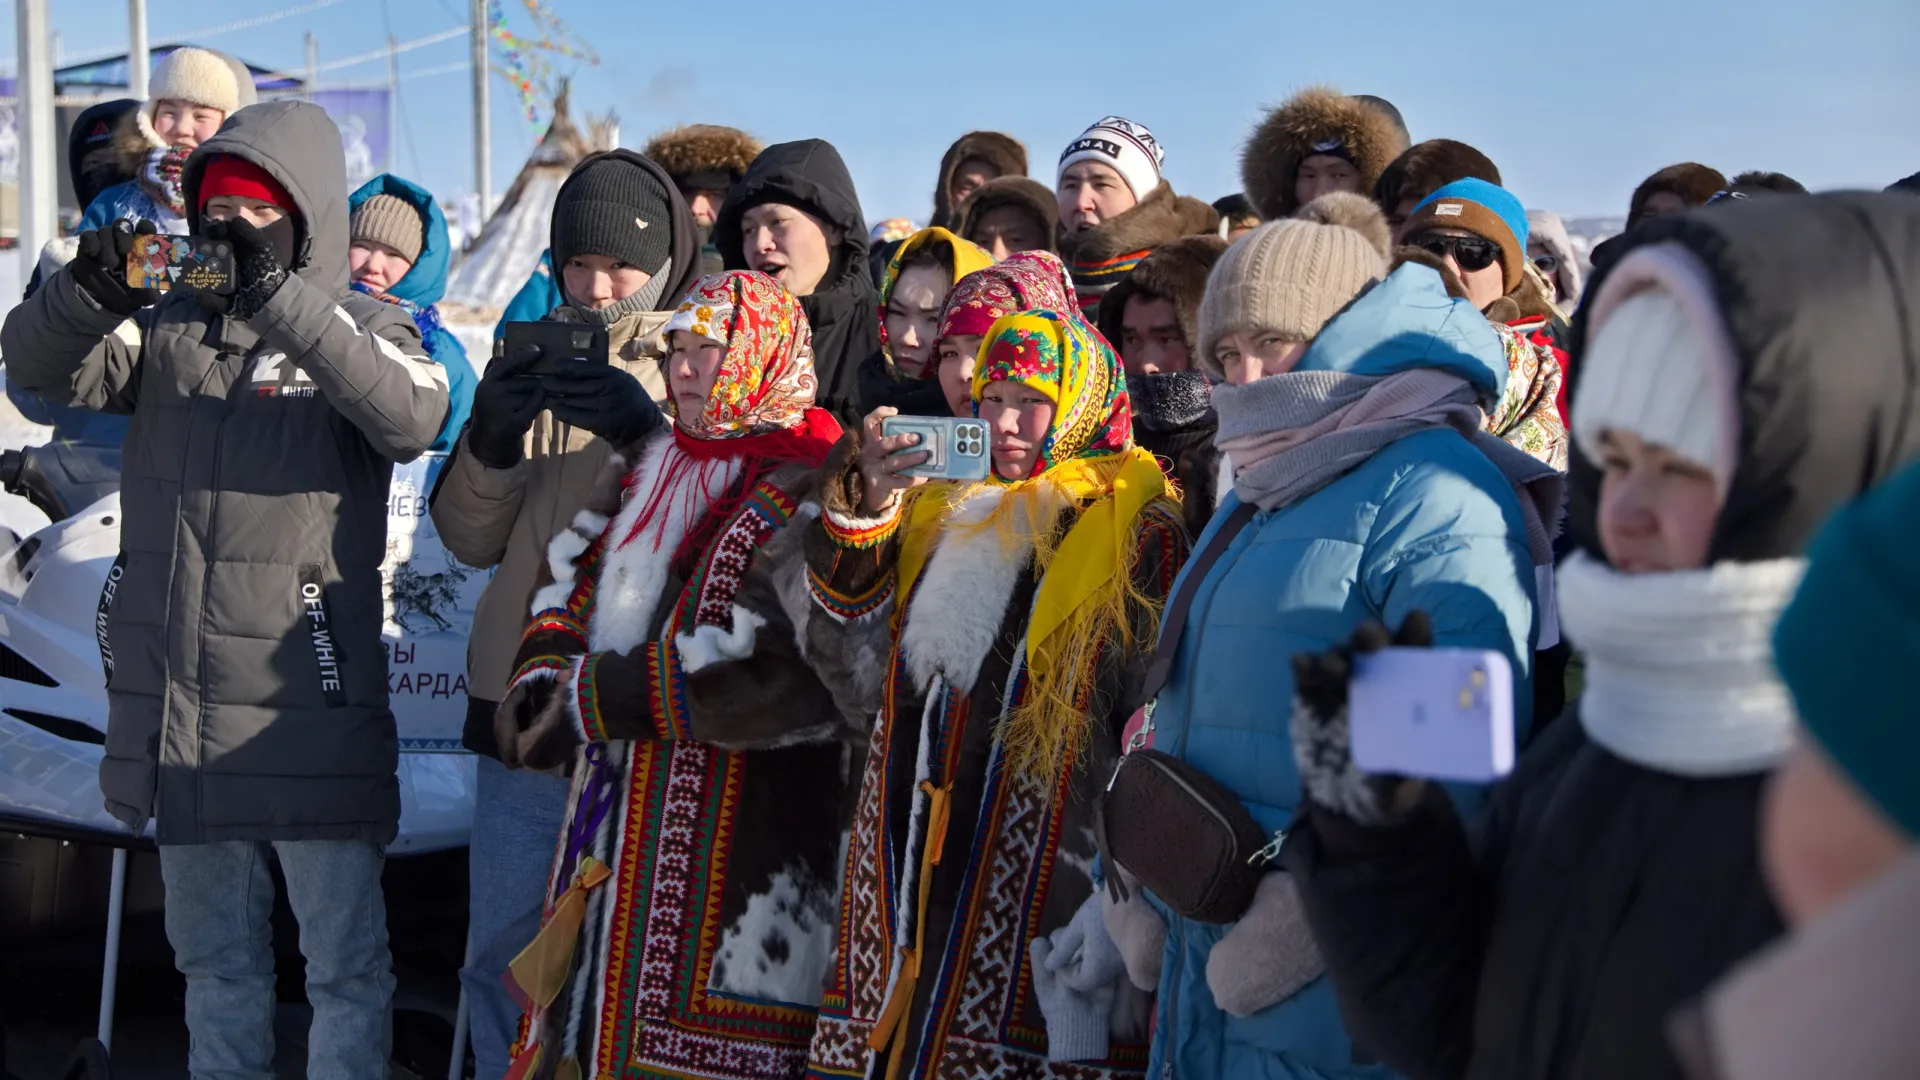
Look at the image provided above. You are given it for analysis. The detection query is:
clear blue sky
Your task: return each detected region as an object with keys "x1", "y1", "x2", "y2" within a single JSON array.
[{"x1": 22, "y1": 0, "x2": 1920, "y2": 223}]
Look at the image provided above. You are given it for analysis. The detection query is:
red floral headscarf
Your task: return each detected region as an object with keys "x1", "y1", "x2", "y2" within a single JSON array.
[
  {"x1": 935, "y1": 250, "x2": 1082, "y2": 348},
  {"x1": 664, "y1": 270, "x2": 832, "y2": 446}
]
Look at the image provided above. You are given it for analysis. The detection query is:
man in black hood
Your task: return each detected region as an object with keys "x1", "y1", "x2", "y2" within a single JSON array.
[{"x1": 715, "y1": 139, "x2": 878, "y2": 418}]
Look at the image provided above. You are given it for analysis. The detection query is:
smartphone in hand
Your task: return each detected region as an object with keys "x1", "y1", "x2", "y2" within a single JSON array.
[
  {"x1": 500, "y1": 321, "x2": 610, "y2": 378},
  {"x1": 1349, "y1": 647, "x2": 1515, "y2": 783},
  {"x1": 125, "y1": 234, "x2": 236, "y2": 295},
  {"x1": 880, "y1": 415, "x2": 992, "y2": 481}
]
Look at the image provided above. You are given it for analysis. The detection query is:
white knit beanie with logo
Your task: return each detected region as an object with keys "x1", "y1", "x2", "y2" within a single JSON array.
[{"x1": 1058, "y1": 117, "x2": 1165, "y2": 202}]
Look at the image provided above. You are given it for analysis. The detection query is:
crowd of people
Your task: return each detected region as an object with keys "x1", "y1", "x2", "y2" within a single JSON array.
[{"x1": 11, "y1": 43, "x2": 1920, "y2": 1080}]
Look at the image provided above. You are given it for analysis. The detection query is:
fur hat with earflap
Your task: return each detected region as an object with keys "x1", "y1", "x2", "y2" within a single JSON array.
[
  {"x1": 1241, "y1": 88, "x2": 1409, "y2": 221},
  {"x1": 643, "y1": 124, "x2": 763, "y2": 194},
  {"x1": 1196, "y1": 191, "x2": 1392, "y2": 378},
  {"x1": 118, "y1": 48, "x2": 257, "y2": 168}
]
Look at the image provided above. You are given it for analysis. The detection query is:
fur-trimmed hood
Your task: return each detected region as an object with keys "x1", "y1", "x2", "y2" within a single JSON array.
[
  {"x1": 1096, "y1": 234, "x2": 1229, "y2": 351},
  {"x1": 1629, "y1": 162, "x2": 1728, "y2": 224},
  {"x1": 643, "y1": 124, "x2": 763, "y2": 190},
  {"x1": 1374, "y1": 138, "x2": 1503, "y2": 220},
  {"x1": 112, "y1": 107, "x2": 168, "y2": 175},
  {"x1": 1242, "y1": 87, "x2": 1408, "y2": 220},
  {"x1": 1058, "y1": 180, "x2": 1218, "y2": 289},
  {"x1": 931, "y1": 130, "x2": 1028, "y2": 230},
  {"x1": 953, "y1": 175, "x2": 1060, "y2": 254}
]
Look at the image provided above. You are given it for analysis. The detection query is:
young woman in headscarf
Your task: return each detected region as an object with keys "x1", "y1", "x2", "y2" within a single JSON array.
[
  {"x1": 856, "y1": 226, "x2": 994, "y2": 418},
  {"x1": 798, "y1": 310, "x2": 1190, "y2": 1078},
  {"x1": 489, "y1": 270, "x2": 856, "y2": 1080},
  {"x1": 928, "y1": 249, "x2": 1085, "y2": 417}
]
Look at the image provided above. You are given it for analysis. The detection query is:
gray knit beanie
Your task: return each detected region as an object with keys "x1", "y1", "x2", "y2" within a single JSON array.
[{"x1": 1197, "y1": 191, "x2": 1391, "y2": 378}]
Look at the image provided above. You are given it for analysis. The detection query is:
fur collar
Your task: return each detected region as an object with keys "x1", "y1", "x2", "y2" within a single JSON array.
[
  {"x1": 898, "y1": 480, "x2": 1073, "y2": 692},
  {"x1": 1059, "y1": 181, "x2": 1219, "y2": 269},
  {"x1": 114, "y1": 107, "x2": 166, "y2": 174},
  {"x1": 1096, "y1": 234, "x2": 1229, "y2": 351}
]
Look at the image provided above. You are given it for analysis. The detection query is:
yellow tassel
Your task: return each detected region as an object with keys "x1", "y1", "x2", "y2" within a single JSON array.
[{"x1": 506, "y1": 857, "x2": 612, "y2": 1010}]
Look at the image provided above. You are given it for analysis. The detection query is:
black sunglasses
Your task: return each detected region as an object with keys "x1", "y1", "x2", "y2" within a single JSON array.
[
  {"x1": 1531, "y1": 253, "x2": 1559, "y2": 274},
  {"x1": 1408, "y1": 232, "x2": 1501, "y2": 273}
]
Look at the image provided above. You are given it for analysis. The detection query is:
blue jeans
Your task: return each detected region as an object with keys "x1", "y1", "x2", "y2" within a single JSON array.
[
  {"x1": 461, "y1": 756, "x2": 571, "y2": 1080},
  {"x1": 159, "y1": 839, "x2": 394, "y2": 1080}
]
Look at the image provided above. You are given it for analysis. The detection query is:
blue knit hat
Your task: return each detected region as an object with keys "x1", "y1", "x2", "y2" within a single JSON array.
[
  {"x1": 1773, "y1": 459, "x2": 1920, "y2": 837},
  {"x1": 1404, "y1": 178, "x2": 1531, "y2": 292}
]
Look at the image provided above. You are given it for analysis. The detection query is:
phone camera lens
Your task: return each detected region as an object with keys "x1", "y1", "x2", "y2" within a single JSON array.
[{"x1": 571, "y1": 332, "x2": 592, "y2": 350}]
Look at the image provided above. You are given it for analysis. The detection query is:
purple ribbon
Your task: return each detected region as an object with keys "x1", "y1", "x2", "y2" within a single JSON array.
[{"x1": 561, "y1": 743, "x2": 619, "y2": 874}]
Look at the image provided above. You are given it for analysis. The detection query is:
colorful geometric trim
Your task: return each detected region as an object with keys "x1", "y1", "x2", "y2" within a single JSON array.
[
  {"x1": 807, "y1": 563, "x2": 893, "y2": 622},
  {"x1": 526, "y1": 610, "x2": 588, "y2": 648},
  {"x1": 575, "y1": 653, "x2": 610, "y2": 743},
  {"x1": 822, "y1": 503, "x2": 902, "y2": 549},
  {"x1": 509, "y1": 654, "x2": 571, "y2": 687},
  {"x1": 643, "y1": 638, "x2": 692, "y2": 742}
]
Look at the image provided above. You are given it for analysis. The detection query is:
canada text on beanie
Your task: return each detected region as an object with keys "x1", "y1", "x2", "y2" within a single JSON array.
[{"x1": 1059, "y1": 117, "x2": 1165, "y2": 202}]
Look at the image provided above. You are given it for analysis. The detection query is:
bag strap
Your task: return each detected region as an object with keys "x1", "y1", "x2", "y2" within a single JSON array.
[{"x1": 1137, "y1": 500, "x2": 1258, "y2": 707}]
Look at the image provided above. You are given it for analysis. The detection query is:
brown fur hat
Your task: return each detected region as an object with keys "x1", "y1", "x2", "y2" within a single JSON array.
[
  {"x1": 1242, "y1": 87, "x2": 1409, "y2": 220},
  {"x1": 1096, "y1": 234, "x2": 1230, "y2": 352},
  {"x1": 1374, "y1": 139, "x2": 1502, "y2": 220},
  {"x1": 643, "y1": 124, "x2": 763, "y2": 191},
  {"x1": 954, "y1": 176, "x2": 1060, "y2": 254},
  {"x1": 1628, "y1": 162, "x2": 1728, "y2": 224},
  {"x1": 932, "y1": 131, "x2": 1028, "y2": 230}
]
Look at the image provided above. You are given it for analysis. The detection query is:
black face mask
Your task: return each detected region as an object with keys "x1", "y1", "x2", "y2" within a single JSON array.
[{"x1": 1126, "y1": 371, "x2": 1215, "y2": 433}]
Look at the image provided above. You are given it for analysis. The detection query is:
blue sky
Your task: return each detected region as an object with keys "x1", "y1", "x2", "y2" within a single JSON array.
[{"x1": 23, "y1": 0, "x2": 1920, "y2": 223}]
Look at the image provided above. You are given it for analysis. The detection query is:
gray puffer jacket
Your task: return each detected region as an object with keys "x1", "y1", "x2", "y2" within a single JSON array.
[{"x1": 0, "y1": 101, "x2": 449, "y2": 845}]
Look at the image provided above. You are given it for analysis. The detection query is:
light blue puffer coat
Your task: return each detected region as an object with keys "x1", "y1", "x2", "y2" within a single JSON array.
[
  {"x1": 1145, "y1": 265, "x2": 1540, "y2": 1080},
  {"x1": 348, "y1": 173, "x2": 476, "y2": 451}
]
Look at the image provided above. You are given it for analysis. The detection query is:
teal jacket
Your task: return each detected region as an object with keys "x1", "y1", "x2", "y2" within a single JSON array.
[
  {"x1": 347, "y1": 174, "x2": 476, "y2": 451},
  {"x1": 492, "y1": 249, "x2": 564, "y2": 339},
  {"x1": 1146, "y1": 266, "x2": 1540, "y2": 1080}
]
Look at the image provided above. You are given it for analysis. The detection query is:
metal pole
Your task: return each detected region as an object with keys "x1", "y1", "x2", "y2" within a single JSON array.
[
  {"x1": 305, "y1": 31, "x2": 317, "y2": 101},
  {"x1": 127, "y1": 0, "x2": 149, "y2": 100},
  {"x1": 470, "y1": 0, "x2": 489, "y2": 217},
  {"x1": 97, "y1": 847, "x2": 129, "y2": 1054},
  {"x1": 17, "y1": 0, "x2": 57, "y2": 287},
  {"x1": 386, "y1": 34, "x2": 399, "y2": 173}
]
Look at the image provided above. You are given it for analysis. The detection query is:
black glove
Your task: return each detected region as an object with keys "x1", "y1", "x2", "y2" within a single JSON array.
[
  {"x1": 69, "y1": 220, "x2": 160, "y2": 317},
  {"x1": 197, "y1": 217, "x2": 288, "y2": 321},
  {"x1": 1289, "y1": 612, "x2": 1434, "y2": 827},
  {"x1": 542, "y1": 362, "x2": 663, "y2": 448},
  {"x1": 466, "y1": 343, "x2": 547, "y2": 469}
]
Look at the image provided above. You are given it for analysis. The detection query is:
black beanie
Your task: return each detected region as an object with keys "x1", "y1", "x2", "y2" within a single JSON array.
[{"x1": 553, "y1": 157, "x2": 674, "y2": 275}]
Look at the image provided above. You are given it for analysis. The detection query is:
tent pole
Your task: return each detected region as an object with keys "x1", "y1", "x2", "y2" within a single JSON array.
[
  {"x1": 471, "y1": 0, "x2": 490, "y2": 218},
  {"x1": 127, "y1": 0, "x2": 149, "y2": 100}
]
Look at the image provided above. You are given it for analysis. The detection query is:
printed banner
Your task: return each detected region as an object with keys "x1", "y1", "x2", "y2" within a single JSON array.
[
  {"x1": 310, "y1": 88, "x2": 392, "y2": 190},
  {"x1": 382, "y1": 452, "x2": 492, "y2": 751}
]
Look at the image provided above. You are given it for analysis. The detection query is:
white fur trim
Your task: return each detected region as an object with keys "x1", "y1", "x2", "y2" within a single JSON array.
[
  {"x1": 708, "y1": 863, "x2": 839, "y2": 1006},
  {"x1": 823, "y1": 494, "x2": 903, "y2": 533},
  {"x1": 564, "y1": 654, "x2": 589, "y2": 744},
  {"x1": 588, "y1": 433, "x2": 743, "y2": 654},
  {"x1": 676, "y1": 606, "x2": 767, "y2": 673},
  {"x1": 898, "y1": 480, "x2": 1069, "y2": 692},
  {"x1": 508, "y1": 662, "x2": 560, "y2": 696},
  {"x1": 1560, "y1": 551, "x2": 1806, "y2": 777}
]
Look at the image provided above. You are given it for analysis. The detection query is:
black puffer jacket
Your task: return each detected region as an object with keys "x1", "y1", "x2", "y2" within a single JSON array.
[
  {"x1": 716, "y1": 139, "x2": 878, "y2": 420},
  {"x1": 1283, "y1": 191, "x2": 1920, "y2": 1080}
]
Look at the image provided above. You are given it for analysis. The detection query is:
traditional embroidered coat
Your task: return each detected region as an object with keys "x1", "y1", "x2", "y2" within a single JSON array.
[
  {"x1": 798, "y1": 446, "x2": 1189, "y2": 1080},
  {"x1": 504, "y1": 429, "x2": 861, "y2": 1080}
]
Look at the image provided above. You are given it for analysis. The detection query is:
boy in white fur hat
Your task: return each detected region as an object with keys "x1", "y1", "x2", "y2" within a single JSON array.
[{"x1": 78, "y1": 46, "x2": 257, "y2": 235}]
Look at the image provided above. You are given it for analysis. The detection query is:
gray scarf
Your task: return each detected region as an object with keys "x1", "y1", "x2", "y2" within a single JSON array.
[
  {"x1": 1213, "y1": 369, "x2": 1563, "y2": 566},
  {"x1": 564, "y1": 257, "x2": 675, "y2": 324}
]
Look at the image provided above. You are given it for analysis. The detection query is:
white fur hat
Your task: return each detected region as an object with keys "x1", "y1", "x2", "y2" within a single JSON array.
[{"x1": 146, "y1": 47, "x2": 256, "y2": 119}]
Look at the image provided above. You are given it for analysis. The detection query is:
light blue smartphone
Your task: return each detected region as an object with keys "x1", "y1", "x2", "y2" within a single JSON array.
[
  {"x1": 880, "y1": 416, "x2": 992, "y2": 481},
  {"x1": 1348, "y1": 647, "x2": 1515, "y2": 783}
]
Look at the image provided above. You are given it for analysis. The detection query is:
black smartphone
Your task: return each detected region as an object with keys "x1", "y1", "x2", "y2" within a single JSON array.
[
  {"x1": 125, "y1": 234, "x2": 236, "y2": 295},
  {"x1": 500, "y1": 321, "x2": 610, "y2": 378}
]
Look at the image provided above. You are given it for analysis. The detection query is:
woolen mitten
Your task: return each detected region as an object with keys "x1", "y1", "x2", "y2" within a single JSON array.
[
  {"x1": 1045, "y1": 893, "x2": 1128, "y2": 994},
  {"x1": 1290, "y1": 613, "x2": 1434, "y2": 827},
  {"x1": 1101, "y1": 875, "x2": 1167, "y2": 992},
  {"x1": 466, "y1": 343, "x2": 547, "y2": 469},
  {"x1": 1205, "y1": 873, "x2": 1325, "y2": 1017},
  {"x1": 198, "y1": 217, "x2": 288, "y2": 321},
  {"x1": 69, "y1": 220, "x2": 160, "y2": 317},
  {"x1": 1029, "y1": 936, "x2": 1114, "y2": 1064}
]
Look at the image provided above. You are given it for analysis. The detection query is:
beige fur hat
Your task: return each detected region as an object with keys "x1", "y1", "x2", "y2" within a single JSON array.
[{"x1": 147, "y1": 47, "x2": 256, "y2": 119}]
